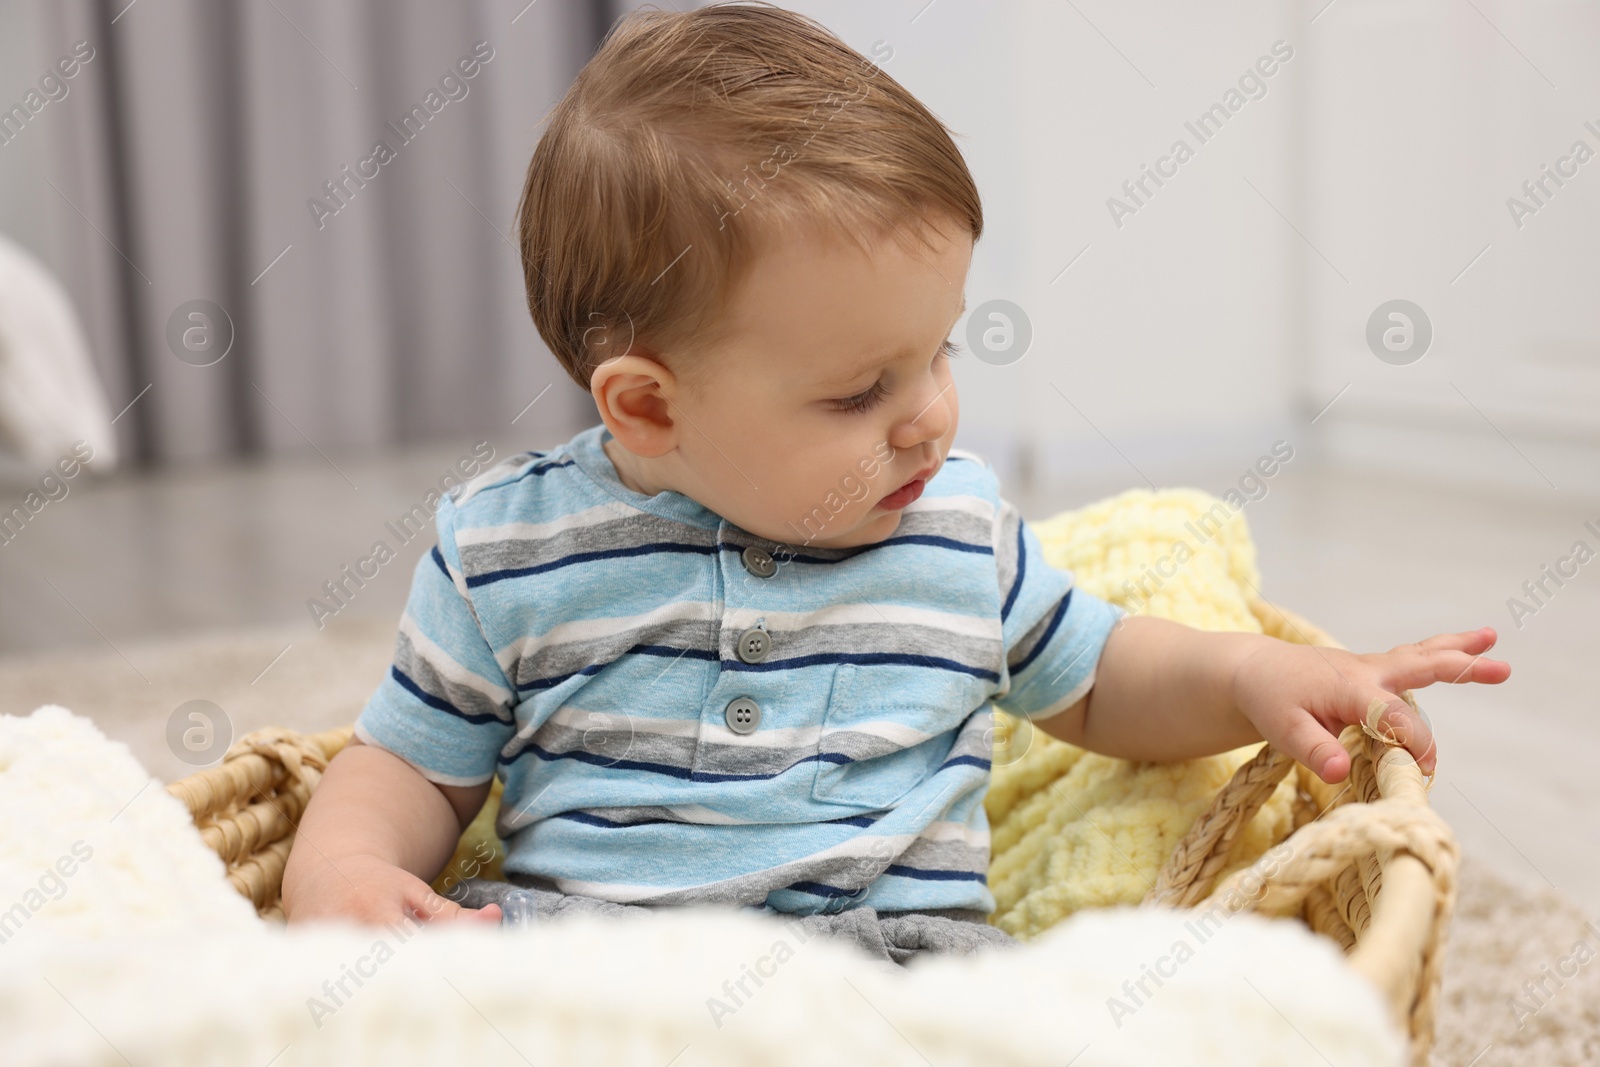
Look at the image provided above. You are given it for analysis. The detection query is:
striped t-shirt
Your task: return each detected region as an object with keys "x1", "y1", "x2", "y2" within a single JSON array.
[{"x1": 355, "y1": 424, "x2": 1123, "y2": 916}]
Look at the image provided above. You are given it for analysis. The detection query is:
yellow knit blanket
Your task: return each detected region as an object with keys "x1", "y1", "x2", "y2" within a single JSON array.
[
  {"x1": 437, "y1": 488, "x2": 1300, "y2": 939},
  {"x1": 986, "y1": 488, "x2": 1298, "y2": 939}
]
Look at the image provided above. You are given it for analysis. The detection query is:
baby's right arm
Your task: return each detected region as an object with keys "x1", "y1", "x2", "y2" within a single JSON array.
[{"x1": 282, "y1": 737, "x2": 503, "y2": 926}]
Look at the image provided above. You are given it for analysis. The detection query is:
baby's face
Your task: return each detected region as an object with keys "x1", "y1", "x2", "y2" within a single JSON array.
[{"x1": 663, "y1": 213, "x2": 971, "y2": 549}]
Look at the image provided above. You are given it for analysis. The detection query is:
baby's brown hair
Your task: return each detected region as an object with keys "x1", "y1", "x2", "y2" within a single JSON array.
[{"x1": 517, "y1": 1, "x2": 983, "y2": 389}]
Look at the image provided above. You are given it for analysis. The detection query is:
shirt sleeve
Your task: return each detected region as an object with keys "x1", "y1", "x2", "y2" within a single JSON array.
[
  {"x1": 353, "y1": 494, "x2": 517, "y2": 786},
  {"x1": 992, "y1": 497, "x2": 1124, "y2": 721}
]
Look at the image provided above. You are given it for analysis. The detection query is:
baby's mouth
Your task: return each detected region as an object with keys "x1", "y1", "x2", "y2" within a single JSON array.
[{"x1": 875, "y1": 460, "x2": 939, "y2": 511}]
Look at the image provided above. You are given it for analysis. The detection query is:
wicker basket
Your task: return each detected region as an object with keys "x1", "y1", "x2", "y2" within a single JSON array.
[{"x1": 166, "y1": 598, "x2": 1455, "y2": 1066}]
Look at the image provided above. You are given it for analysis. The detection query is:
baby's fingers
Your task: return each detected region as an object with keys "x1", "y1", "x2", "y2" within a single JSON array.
[
  {"x1": 1359, "y1": 691, "x2": 1436, "y2": 775},
  {"x1": 1412, "y1": 626, "x2": 1500, "y2": 656},
  {"x1": 402, "y1": 882, "x2": 502, "y2": 925},
  {"x1": 1273, "y1": 707, "x2": 1351, "y2": 784},
  {"x1": 1383, "y1": 646, "x2": 1510, "y2": 691}
]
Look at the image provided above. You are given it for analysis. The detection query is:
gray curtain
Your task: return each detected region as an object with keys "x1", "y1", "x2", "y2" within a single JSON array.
[{"x1": 38, "y1": 0, "x2": 618, "y2": 465}]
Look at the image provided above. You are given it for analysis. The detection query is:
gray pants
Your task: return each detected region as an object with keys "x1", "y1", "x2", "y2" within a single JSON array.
[{"x1": 451, "y1": 876, "x2": 1017, "y2": 966}]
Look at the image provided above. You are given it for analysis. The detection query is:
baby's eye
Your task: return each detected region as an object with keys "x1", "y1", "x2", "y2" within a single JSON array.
[
  {"x1": 827, "y1": 340, "x2": 958, "y2": 414},
  {"x1": 828, "y1": 378, "x2": 887, "y2": 414}
]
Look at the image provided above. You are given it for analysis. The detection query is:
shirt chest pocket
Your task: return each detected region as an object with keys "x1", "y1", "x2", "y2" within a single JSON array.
[{"x1": 811, "y1": 664, "x2": 980, "y2": 809}]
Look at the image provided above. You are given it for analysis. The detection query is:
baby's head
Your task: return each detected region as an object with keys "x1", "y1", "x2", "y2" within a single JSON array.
[{"x1": 518, "y1": 1, "x2": 981, "y2": 550}]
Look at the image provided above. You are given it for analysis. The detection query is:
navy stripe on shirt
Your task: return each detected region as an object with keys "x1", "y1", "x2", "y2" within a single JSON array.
[
  {"x1": 1000, "y1": 520, "x2": 1026, "y2": 622},
  {"x1": 502, "y1": 739, "x2": 838, "y2": 782},
  {"x1": 1009, "y1": 589, "x2": 1073, "y2": 676},
  {"x1": 714, "y1": 534, "x2": 993, "y2": 566},
  {"x1": 390, "y1": 666, "x2": 505, "y2": 726},
  {"x1": 721, "y1": 650, "x2": 1000, "y2": 681},
  {"x1": 467, "y1": 541, "x2": 719, "y2": 588},
  {"x1": 883, "y1": 864, "x2": 986, "y2": 882}
]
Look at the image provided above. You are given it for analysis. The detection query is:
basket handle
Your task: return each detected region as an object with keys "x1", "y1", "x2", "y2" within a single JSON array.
[
  {"x1": 1202, "y1": 745, "x2": 1457, "y2": 1064},
  {"x1": 1142, "y1": 742, "x2": 1296, "y2": 908}
]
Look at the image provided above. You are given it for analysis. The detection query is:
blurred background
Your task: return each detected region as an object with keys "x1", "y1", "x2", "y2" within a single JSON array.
[{"x1": 0, "y1": 0, "x2": 1595, "y2": 923}]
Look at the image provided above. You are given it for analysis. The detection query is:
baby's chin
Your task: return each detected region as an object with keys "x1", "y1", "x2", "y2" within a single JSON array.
[{"x1": 780, "y1": 506, "x2": 903, "y2": 551}]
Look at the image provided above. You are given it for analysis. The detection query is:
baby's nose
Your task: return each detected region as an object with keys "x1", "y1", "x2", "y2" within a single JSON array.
[{"x1": 894, "y1": 382, "x2": 955, "y2": 446}]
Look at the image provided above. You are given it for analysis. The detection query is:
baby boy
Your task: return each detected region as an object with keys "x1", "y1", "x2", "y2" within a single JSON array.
[{"x1": 282, "y1": 3, "x2": 1509, "y2": 959}]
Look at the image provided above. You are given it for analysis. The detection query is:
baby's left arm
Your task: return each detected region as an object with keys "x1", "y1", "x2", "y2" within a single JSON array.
[{"x1": 1034, "y1": 616, "x2": 1510, "y2": 783}]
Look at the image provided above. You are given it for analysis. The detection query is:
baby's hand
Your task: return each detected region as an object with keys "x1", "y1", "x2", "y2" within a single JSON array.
[
  {"x1": 1230, "y1": 626, "x2": 1510, "y2": 783},
  {"x1": 284, "y1": 852, "x2": 504, "y2": 927}
]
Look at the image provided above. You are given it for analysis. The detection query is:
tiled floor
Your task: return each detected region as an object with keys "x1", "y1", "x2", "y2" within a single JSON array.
[{"x1": 2, "y1": 440, "x2": 1595, "y2": 916}]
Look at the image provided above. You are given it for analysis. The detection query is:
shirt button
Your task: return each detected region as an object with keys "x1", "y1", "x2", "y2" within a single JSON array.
[
  {"x1": 724, "y1": 696, "x2": 762, "y2": 735},
  {"x1": 741, "y1": 546, "x2": 777, "y2": 578},
  {"x1": 736, "y1": 627, "x2": 772, "y2": 663}
]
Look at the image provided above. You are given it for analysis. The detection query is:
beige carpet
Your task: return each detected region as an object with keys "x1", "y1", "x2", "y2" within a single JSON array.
[
  {"x1": 1, "y1": 621, "x2": 1595, "y2": 1063},
  {"x1": 1437, "y1": 857, "x2": 1599, "y2": 1065}
]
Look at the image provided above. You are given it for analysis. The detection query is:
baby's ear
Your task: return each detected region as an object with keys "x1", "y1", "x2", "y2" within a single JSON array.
[{"x1": 591, "y1": 352, "x2": 679, "y2": 458}]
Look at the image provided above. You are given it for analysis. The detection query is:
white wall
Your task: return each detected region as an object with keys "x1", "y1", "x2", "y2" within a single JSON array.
[{"x1": 1302, "y1": 0, "x2": 1600, "y2": 496}]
